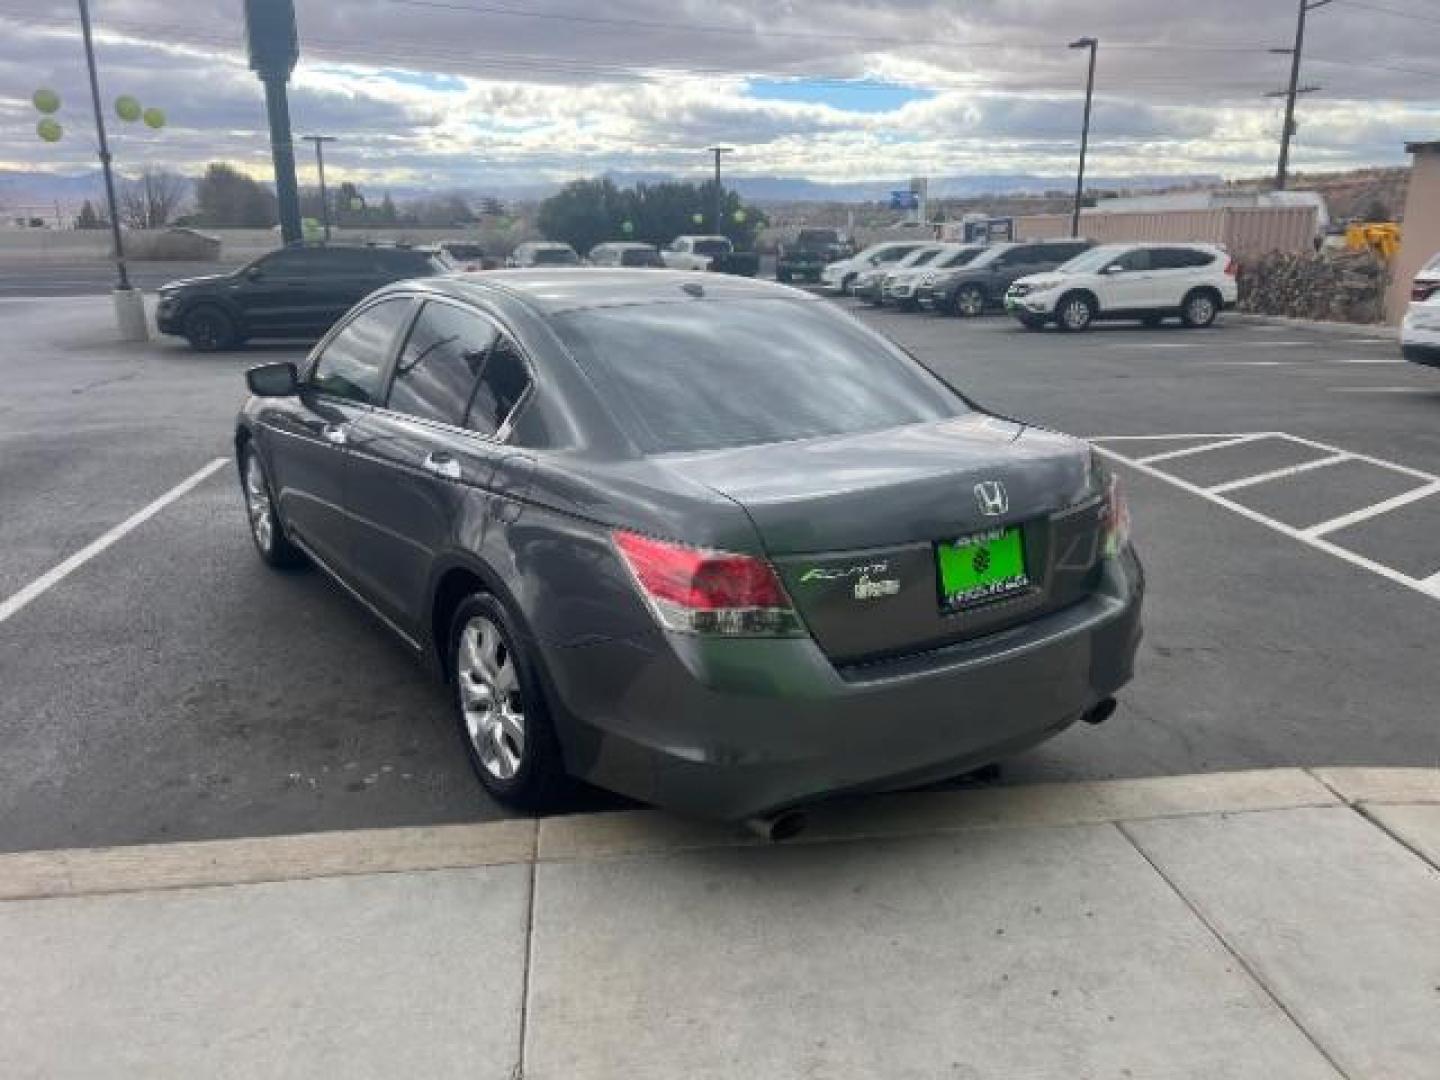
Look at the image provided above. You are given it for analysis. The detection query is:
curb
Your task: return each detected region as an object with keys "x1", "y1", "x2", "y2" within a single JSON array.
[
  {"x1": 2, "y1": 767, "x2": 1435, "y2": 903},
  {"x1": 1230, "y1": 312, "x2": 1397, "y2": 339}
]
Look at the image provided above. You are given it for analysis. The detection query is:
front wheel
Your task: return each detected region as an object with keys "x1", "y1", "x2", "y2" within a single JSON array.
[
  {"x1": 451, "y1": 593, "x2": 566, "y2": 810},
  {"x1": 1180, "y1": 289, "x2": 1220, "y2": 329},
  {"x1": 183, "y1": 305, "x2": 238, "y2": 352},
  {"x1": 952, "y1": 285, "x2": 986, "y2": 318},
  {"x1": 240, "y1": 445, "x2": 305, "y2": 568},
  {"x1": 1056, "y1": 293, "x2": 1095, "y2": 332}
]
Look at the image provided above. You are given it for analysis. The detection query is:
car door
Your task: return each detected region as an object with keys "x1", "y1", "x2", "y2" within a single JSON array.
[
  {"x1": 236, "y1": 248, "x2": 331, "y2": 336},
  {"x1": 1100, "y1": 247, "x2": 1156, "y2": 311},
  {"x1": 345, "y1": 300, "x2": 535, "y2": 633},
  {"x1": 266, "y1": 296, "x2": 414, "y2": 574},
  {"x1": 1145, "y1": 248, "x2": 1197, "y2": 309},
  {"x1": 985, "y1": 247, "x2": 1035, "y2": 299}
]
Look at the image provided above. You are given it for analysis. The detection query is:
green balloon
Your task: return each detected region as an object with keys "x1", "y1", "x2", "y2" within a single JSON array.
[
  {"x1": 142, "y1": 107, "x2": 166, "y2": 130},
  {"x1": 115, "y1": 95, "x2": 141, "y2": 122},
  {"x1": 37, "y1": 118, "x2": 62, "y2": 143},
  {"x1": 691, "y1": 212, "x2": 704, "y2": 225},
  {"x1": 733, "y1": 209, "x2": 747, "y2": 223},
  {"x1": 621, "y1": 220, "x2": 634, "y2": 234},
  {"x1": 33, "y1": 88, "x2": 61, "y2": 114}
]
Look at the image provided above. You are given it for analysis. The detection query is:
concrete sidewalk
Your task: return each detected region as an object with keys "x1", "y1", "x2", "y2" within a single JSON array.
[{"x1": 3, "y1": 768, "x2": 1438, "y2": 1079}]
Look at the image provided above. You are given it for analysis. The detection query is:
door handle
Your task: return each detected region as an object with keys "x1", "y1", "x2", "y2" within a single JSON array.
[
  {"x1": 423, "y1": 452, "x2": 462, "y2": 480},
  {"x1": 321, "y1": 423, "x2": 348, "y2": 446}
]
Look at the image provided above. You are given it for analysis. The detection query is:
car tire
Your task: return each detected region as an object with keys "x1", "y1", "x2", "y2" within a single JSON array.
[
  {"x1": 841, "y1": 273, "x2": 857, "y2": 295},
  {"x1": 239, "y1": 444, "x2": 306, "y2": 569},
  {"x1": 952, "y1": 285, "x2": 986, "y2": 318},
  {"x1": 777, "y1": 269, "x2": 791, "y2": 284},
  {"x1": 1180, "y1": 289, "x2": 1220, "y2": 329},
  {"x1": 1056, "y1": 292, "x2": 1095, "y2": 332},
  {"x1": 450, "y1": 592, "x2": 567, "y2": 811},
  {"x1": 183, "y1": 305, "x2": 239, "y2": 352}
]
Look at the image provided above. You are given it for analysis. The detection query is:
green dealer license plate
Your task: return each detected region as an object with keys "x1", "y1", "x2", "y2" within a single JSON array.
[{"x1": 936, "y1": 525, "x2": 1030, "y2": 611}]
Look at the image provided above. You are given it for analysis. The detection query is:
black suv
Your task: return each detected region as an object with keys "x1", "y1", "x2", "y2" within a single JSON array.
[
  {"x1": 916, "y1": 239, "x2": 1092, "y2": 317},
  {"x1": 156, "y1": 244, "x2": 452, "y2": 351},
  {"x1": 776, "y1": 228, "x2": 852, "y2": 283}
]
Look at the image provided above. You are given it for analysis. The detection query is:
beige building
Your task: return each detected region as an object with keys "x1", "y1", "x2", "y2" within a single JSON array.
[{"x1": 1387, "y1": 141, "x2": 1440, "y2": 323}]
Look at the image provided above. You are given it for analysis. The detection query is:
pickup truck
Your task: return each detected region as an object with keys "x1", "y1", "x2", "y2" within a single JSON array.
[
  {"x1": 776, "y1": 228, "x2": 852, "y2": 283},
  {"x1": 661, "y1": 235, "x2": 760, "y2": 277}
]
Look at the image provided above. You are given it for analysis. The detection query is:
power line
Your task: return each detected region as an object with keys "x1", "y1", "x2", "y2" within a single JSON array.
[{"x1": 1334, "y1": 0, "x2": 1440, "y2": 26}]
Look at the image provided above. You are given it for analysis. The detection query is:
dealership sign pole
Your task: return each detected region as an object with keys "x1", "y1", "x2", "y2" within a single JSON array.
[{"x1": 245, "y1": 0, "x2": 303, "y2": 245}]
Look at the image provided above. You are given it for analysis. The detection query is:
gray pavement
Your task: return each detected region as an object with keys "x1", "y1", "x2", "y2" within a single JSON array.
[
  {"x1": 2, "y1": 293, "x2": 1439, "y2": 854},
  {"x1": 0, "y1": 258, "x2": 242, "y2": 296},
  {"x1": 2, "y1": 768, "x2": 1437, "y2": 1078}
]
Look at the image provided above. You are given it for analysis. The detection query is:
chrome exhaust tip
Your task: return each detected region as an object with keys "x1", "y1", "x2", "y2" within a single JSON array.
[{"x1": 743, "y1": 810, "x2": 808, "y2": 843}]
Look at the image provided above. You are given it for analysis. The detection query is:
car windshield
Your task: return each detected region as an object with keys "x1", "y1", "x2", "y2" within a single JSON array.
[
  {"x1": 964, "y1": 245, "x2": 1011, "y2": 268},
  {"x1": 894, "y1": 247, "x2": 942, "y2": 269},
  {"x1": 1056, "y1": 246, "x2": 1129, "y2": 274},
  {"x1": 937, "y1": 247, "x2": 982, "y2": 268},
  {"x1": 553, "y1": 299, "x2": 963, "y2": 453},
  {"x1": 533, "y1": 247, "x2": 579, "y2": 266}
]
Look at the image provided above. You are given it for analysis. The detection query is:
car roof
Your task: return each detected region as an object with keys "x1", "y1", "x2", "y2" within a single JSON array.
[{"x1": 410, "y1": 269, "x2": 814, "y2": 315}]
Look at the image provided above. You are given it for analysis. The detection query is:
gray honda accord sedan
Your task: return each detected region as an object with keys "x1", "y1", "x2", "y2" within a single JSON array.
[{"x1": 235, "y1": 270, "x2": 1142, "y2": 826}]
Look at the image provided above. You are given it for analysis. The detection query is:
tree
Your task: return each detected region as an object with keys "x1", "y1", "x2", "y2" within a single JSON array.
[
  {"x1": 75, "y1": 199, "x2": 105, "y2": 230},
  {"x1": 479, "y1": 196, "x2": 506, "y2": 217},
  {"x1": 537, "y1": 177, "x2": 766, "y2": 254},
  {"x1": 378, "y1": 193, "x2": 398, "y2": 225},
  {"x1": 119, "y1": 169, "x2": 187, "y2": 229},
  {"x1": 537, "y1": 177, "x2": 626, "y2": 254},
  {"x1": 193, "y1": 163, "x2": 277, "y2": 228}
]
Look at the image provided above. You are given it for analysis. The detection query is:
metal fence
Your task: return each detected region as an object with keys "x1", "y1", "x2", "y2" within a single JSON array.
[{"x1": 1013, "y1": 206, "x2": 1319, "y2": 257}]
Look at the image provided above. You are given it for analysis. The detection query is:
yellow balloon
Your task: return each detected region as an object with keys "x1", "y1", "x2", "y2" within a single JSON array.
[
  {"x1": 37, "y1": 118, "x2": 63, "y2": 143},
  {"x1": 142, "y1": 107, "x2": 166, "y2": 130},
  {"x1": 33, "y1": 88, "x2": 61, "y2": 114},
  {"x1": 115, "y1": 95, "x2": 141, "y2": 122},
  {"x1": 732, "y1": 209, "x2": 747, "y2": 223}
]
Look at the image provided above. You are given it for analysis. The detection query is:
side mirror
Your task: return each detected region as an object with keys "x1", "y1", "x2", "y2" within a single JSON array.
[
  {"x1": 246, "y1": 361, "x2": 298, "y2": 397},
  {"x1": 1104, "y1": 264, "x2": 1126, "y2": 275}
]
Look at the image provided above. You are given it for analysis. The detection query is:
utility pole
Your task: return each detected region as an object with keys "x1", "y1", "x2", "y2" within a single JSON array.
[
  {"x1": 1069, "y1": 37, "x2": 1098, "y2": 239},
  {"x1": 244, "y1": 0, "x2": 302, "y2": 244},
  {"x1": 302, "y1": 135, "x2": 336, "y2": 240},
  {"x1": 1271, "y1": 0, "x2": 1333, "y2": 190},
  {"x1": 707, "y1": 146, "x2": 733, "y2": 234}
]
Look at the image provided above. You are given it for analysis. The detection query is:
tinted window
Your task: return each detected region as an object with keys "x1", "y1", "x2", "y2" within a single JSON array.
[
  {"x1": 532, "y1": 247, "x2": 579, "y2": 266},
  {"x1": 468, "y1": 336, "x2": 532, "y2": 436},
  {"x1": 387, "y1": 302, "x2": 497, "y2": 426},
  {"x1": 554, "y1": 299, "x2": 963, "y2": 454},
  {"x1": 873, "y1": 245, "x2": 918, "y2": 264},
  {"x1": 377, "y1": 249, "x2": 444, "y2": 275},
  {"x1": 991, "y1": 247, "x2": 1033, "y2": 268},
  {"x1": 1152, "y1": 247, "x2": 1215, "y2": 269},
  {"x1": 310, "y1": 299, "x2": 412, "y2": 405},
  {"x1": 1116, "y1": 248, "x2": 1153, "y2": 272},
  {"x1": 693, "y1": 240, "x2": 731, "y2": 258},
  {"x1": 258, "y1": 248, "x2": 341, "y2": 275},
  {"x1": 935, "y1": 247, "x2": 981, "y2": 268},
  {"x1": 620, "y1": 248, "x2": 663, "y2": 267}
]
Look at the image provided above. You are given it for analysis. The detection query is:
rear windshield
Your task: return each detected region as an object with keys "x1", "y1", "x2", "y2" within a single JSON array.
[{"x1": 554, "y1": 299, "x2": 963, "y2": 453}]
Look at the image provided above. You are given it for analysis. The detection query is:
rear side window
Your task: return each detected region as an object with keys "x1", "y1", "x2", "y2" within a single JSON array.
[
  {"x1": 387, "y1": 302, "x2": 497, "y2": 426},
  {"x1": 310, "y1": 298, "x2": 412, "y2": 405},
  {"x1": 620, "y1": 248, "x2": 662, "y2": 267},
  {"x1": 554, "y1": 299, "x2": 963, "y2": 454},
  {"x1": 533, "y1": 247, "x2": 579, "y2": 266},
  {"x1": 468, "y1": 337, "x2": 532, "y2": 436},
  {"x1": 1152, "y1": 248, "x2": 1216, "y2": 269}
]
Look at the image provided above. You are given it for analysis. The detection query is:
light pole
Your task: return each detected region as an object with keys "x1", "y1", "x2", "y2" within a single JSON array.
[
  {"x1": 303, "y1": 135, "x2": 336, "y2": 240},
  {"x1": 1069, "y1": 37, "x2": 1098, "y2": 239},
  {"x1": 707, "y1": 146, "x2": 733, "y2": 234},
  {"x1": 76, "y1": 0, "x2": 146, "y2": 339},
  {"x1": 1271, "y1": 0, "x2": 1333, "y2": 190}
]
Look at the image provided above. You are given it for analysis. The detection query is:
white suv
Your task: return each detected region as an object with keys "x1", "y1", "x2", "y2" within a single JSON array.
[
  {"x1": 1006, "y1": 242, "x2": 1238, "y2": 331},
  {"x1": 820, "y1": 241, "x2": 930, "y2": 294}
]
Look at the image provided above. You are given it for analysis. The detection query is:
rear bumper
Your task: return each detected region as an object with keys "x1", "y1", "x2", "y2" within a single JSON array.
[{"x1": 543, "y1": 549, "x2": 1144, "y2": 821}]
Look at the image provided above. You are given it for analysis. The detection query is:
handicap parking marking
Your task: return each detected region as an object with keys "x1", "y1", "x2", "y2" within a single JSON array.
[
  {"x1": 1089, "y1": 432, "x2": 1440, "y2": 602},
  {"x1": 0, "y1": 458, "x2": 228, "y2": 627}
]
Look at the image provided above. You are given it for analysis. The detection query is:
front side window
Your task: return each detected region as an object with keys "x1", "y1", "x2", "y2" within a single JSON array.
[
  {"x1": 309, "y1": 298, "x2": 412, "y2": 405},
  {"x1": 1116, "y1": 248, "x2": 1153, "y2": 272},
  {"x1": 387, "y1": 302, "x2": 498, "y2": 426},
  {"x1": 467, "y1": 336, "x2": 532, "y2": 436}
]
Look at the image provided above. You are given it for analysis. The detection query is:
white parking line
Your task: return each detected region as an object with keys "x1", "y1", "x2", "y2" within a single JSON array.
[
  {"x1": 0, "y1": 458, "x2": 228, "y2": 627},
  {"x1": 1092, "y1": 433, "x2": 1440, "y2": 602},
  {"x1": 1134, "y1": 433, "x2": 1268, "y2": 465},
  {"x1": 1302, "y1": 482, "x2": 1440, "y2": 539},
  {"x1": 1330, "y1": 386, "x2": 1434, "y2": 394},
  {"x1": 1206, "y1": 453, "x2": 1351, "y2": 495}
]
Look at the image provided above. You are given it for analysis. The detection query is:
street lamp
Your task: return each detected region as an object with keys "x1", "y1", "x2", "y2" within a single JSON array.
[
  {"x1": 706, "y1": 146, "x2": 733, "y2": 234},
  {"x1": 1069, "y1": 36, "x2": 1098, "y2": 239},
  {"x1": 302, "y1": 135, "x2": 337, "y2": 240}
]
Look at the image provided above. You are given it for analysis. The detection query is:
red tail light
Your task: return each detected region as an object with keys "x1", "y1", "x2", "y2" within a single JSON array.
[
  {"x1": 613, "y1": 530, "x2": 804, "y2": 637},
  {"x1": 1413, "y1": 282, "x2": 1437, "y2": 303},
  {"x1": 1099, "y1": 473, "x2": 1131, "y2": 559},
  {"x1": 1224, "y1": 257, "x2": 1237, "y2": 277}
]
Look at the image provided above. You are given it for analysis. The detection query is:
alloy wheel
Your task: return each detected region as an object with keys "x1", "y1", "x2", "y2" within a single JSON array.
[
  {"x1": 1186, "y1": 294, "x2": 1216, "y2": 326},
  {"x1": 458, "y1": 615, "x2": 527, "y2": 781},
  {"x1": 1060, "y1": 296, "x2": 1092, "y2": 331},
  {"x1": 956, "y1": 288, "x2": 984, "y2": 317},
  {"x1": 244, "y1": 455, "x2": 274, "y2": 553}
]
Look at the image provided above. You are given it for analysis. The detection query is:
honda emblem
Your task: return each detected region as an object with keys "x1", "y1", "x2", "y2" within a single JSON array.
[{"x1": 974, "y1": 480, "x2": 1009, "y2": 517}]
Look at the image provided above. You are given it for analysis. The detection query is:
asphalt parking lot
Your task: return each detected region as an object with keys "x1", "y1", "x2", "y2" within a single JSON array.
[{"x1": 3, "y1": 287, "x2": 1438, "y2": 854}]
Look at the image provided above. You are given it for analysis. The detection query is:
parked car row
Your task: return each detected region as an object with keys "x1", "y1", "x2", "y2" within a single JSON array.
[{"x1": 821, "y1": 239, "x2": 1239, "y2": 332}]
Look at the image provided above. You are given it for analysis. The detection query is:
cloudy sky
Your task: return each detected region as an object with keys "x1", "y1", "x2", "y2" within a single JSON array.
[{"x1": 2, "y1": 0, "x2": 1439, "y2": 193}]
